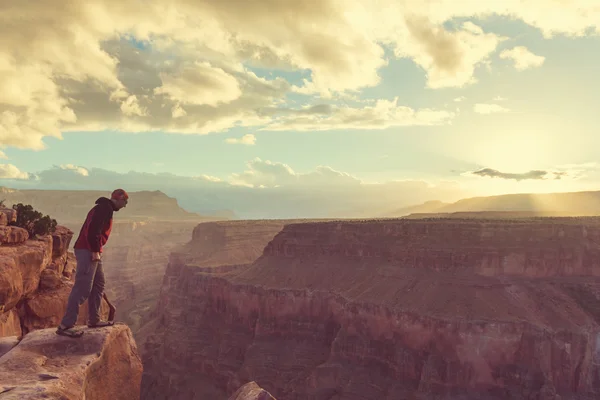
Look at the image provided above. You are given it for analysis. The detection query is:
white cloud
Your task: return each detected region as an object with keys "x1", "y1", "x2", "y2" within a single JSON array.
[
  {"x1": 0, "y1": 164, "x2": 30, "y2": 180},
  {"x1": 230, "y1": 158, "x2": 363, "y2": 188},
  {"x1": 0, "y1": 161, "x2": 468, "y2": 218},
  {"x1": 120, "y1": 95, "x2": 148, "y2": 117},
  {"x1": 171, "y1": 104, "x2": 187, "y2": 118},
  {"x1": 474, "y1": 103, "x2": 510, "y2": 114},
  {"x1": 500, "y1": 46, "x2": 546, "y2": 71},
  {"x1": 196, "y1": 174, "x2": 221, "y2": 182},
  {"x1": 2, "y1": 0, "x2": 600, "y2": 150},
  {"x1": 395, "y1": 19, "x2": 505, "y2": 88},
  {"x1": 454, "y1": 96, "x2": 466, "y2": 102},
  {"x1": 59, "y1": 164, "x2": 89, "y2": 176},
  {"x1": 262, "y1": 98, "x2": 455, "y2": 131},
  {"x1": 154, "y1": 61, "x2": 242, "y2": 106},
  {"x1": 225, "y1": 133, "x2": 256, "y2": 145}
]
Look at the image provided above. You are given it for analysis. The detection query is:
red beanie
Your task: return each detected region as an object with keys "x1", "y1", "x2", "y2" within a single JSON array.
[{"x1": 111, "y1": 188, "x2": 129, "y2": 200}]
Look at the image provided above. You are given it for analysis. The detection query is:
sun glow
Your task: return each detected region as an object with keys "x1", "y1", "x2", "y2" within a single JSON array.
[{"x1": 471, "y1": 129, "x2": 555, "y2": 173}]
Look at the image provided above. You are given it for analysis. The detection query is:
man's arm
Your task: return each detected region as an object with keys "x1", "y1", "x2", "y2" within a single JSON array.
[{"x1": 87, "y1": 203, "x2": 111, "y2": 253}]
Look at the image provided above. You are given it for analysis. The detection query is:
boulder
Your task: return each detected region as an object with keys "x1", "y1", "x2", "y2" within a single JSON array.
[
  {"x1": 229, "y1": 382, "x2": 277, "y2": 400},
  {"x1": 51, "y1": 225, "x2": 73, "y2": 259},
  {"x1": 0, "y1": 324, "x2": 142, "y2": 399},
  {"x1": 0, "y1": 226, "x2": 28, "y2": 244}
]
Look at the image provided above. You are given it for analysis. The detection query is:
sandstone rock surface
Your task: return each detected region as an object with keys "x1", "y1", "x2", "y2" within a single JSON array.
[
  {"x1": 0, "y1": 217, "x2": 108, "y2": 338},
  {"x1": 142, "y1": 218, "x2": 600, "y2": 400},
  {"x1": 0, "y1": 324, "x2": 142, "y2": 399},
  {"x1": 229, "y1": 382, "x2": 276, "y2": 400}
]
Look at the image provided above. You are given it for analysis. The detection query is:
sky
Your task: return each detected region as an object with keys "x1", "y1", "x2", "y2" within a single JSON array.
[{"x1": 1, "y1": 1, "x2": 600, "y2": 218}]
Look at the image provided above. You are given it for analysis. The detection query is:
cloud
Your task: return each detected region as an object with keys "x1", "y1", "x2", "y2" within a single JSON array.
[
  {"x1": 395, "y1": 19, "x2": 505, "y2": 88},
  {"x1": 469, "y1": 168, "x2": 550, "y2": 181},
  {"x1": 261, "y1": 98, "x2": 455, "y2": 131},
  {"x1": 0, "y1": 160, "x2": 468, "y2": 218},
  {"x1": 3, "y1": 0, "x2": 600, "y2": 150},
  {"x1": 225, "y1": 133, "x2": 256, "y2": 145},
  {"x1": 474, "y1": 103, "x2": 510, "y2": 114},
  {"x1": 230, "y1": 158, "x2": 362, "y2": 188},
  {"x1": 454, "y1": 96, "x2": 466, "y2": 102},
  {"x1": 465, "y1": 163, "x2": 600, "y2": 181},
  {"x1": 500, "y1": 46, "x2": 546, "y2": 71},
  {"x1": 154, "y1": 61, "x2": 242, "y2": 106},
  {"x1": 120, "y1": 95, "x2": 148, "y2": 117},
  {"x1": 59, "y1": 164, "x2": 89, "y2": 176},
  {"x1": 0, "y1": 164, "x2": 30, "y2": 180}
]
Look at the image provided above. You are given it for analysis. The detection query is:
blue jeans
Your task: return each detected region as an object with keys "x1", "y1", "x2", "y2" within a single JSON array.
[{"x1": 60, "y1": 248, "x2": 105, "y2": 327}]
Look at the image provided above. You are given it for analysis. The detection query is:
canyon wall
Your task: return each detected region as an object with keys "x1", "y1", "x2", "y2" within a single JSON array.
[
  {"x1": 136, "y1": 220, "x2": 320, "y2": 346},
  {"x1": 142, "y1": 218, "x2": 600, "y2": 400}
]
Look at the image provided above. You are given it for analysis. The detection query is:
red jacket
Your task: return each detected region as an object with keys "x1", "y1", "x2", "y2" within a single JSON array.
[{"x1": 73, "y1": 197, "x2": 115, "y2": 253}]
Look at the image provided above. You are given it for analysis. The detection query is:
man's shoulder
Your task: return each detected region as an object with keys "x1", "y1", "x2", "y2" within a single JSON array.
[{"x1": 93, "y1": 200, "x2": 114, "y2": 214}]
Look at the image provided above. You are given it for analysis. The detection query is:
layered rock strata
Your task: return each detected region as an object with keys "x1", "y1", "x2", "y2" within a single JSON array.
[
  {"x1": 142, "y1": 218, "x2": 600, "y2": 400},
  {"x1": 0, "y1": 324, "x2": 142, "y2": 399},
  {"x1": 0, "y1": 207, "x2": 109, "y2": 340}
]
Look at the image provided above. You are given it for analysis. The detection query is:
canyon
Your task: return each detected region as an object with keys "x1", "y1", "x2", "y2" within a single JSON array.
[{"x1": 142, "y1": 217, "x2": 600, "y2": 400}]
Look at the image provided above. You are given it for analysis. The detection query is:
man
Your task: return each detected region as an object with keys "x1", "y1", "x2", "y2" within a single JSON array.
[{"x1": 56, "y1": 189, "x2": 129, "y2": 338}]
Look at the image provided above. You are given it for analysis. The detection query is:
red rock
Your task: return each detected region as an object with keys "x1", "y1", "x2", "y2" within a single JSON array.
[
  {"x1": 0, "y1": 256, "x2": 22, "y2": 311},
  {"x1": 50, "y1": 225, "x2": 73, "y2": 259},
  {"x1": 142, "y1": 218, "x2": 600, "y2": 400},
  {"x1": 46, "y1": 251, "x2": 68, "y2": 275},
  {"x1": 0, "y1": 336, "x2": 18, "y2": 358},
  {"x1": 38, "y1": 268, "x2": 62, "y2": 290},
  {"x1": 0, "y1": 226, "x2": 28, "y2": 244},
  {"x1": 0, "y1": 236, "x2": 52, "y2": 301},
  {"x1": 0, "y1": 324, "x2": 142, "y2": 399},
  {"x1": 0, "y1": 208, "x2": 16, "y2": 226},
  {"x1": 63, "y1": 251, "x2": 77, "y2": 279},
  {"x1": 229, "y1": 382, "x2": 276, "y2": 400},
  {"x1": 0, "y1": 310, "x2": 20, "y2": 337}
]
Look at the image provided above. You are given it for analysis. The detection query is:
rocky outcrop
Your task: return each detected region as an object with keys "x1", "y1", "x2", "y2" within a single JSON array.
[
  {"x1": 229, "y1": 382, "x2": 276, "y2": 400},
  {"x1": 136, "y1": 220, "x2": 319, "y2": 348},
  {"x1": 142, "y1": 218, "x2": 600, "y2": 400},
  {"x1": 0, "y1": 203, "x2": 144, "y2": 399},
  {"x1": 0, "y1": 207, "x2": 109, "y2": 339},
  {"x1": 0, "y1": 324, "x2": 142, "y2": 399}
]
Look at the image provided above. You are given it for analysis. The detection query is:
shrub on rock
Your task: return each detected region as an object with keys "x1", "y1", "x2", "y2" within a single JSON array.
[{"x1": 10, "y1": 204, "x2": 57, "y2": 237}]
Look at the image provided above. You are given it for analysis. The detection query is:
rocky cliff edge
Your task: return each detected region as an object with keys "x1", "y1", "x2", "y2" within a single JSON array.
[{"x1": 0, "y1": 324, "x2": 142, "y2": 399}]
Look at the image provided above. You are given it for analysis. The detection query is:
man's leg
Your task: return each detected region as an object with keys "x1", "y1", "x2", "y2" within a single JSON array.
[
  {"x1": 59, "y1": 249, "x2": 98, "y2": 329},
  {"x1": 87, "y1": 259, "x2": 106, "y2": 326}
]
